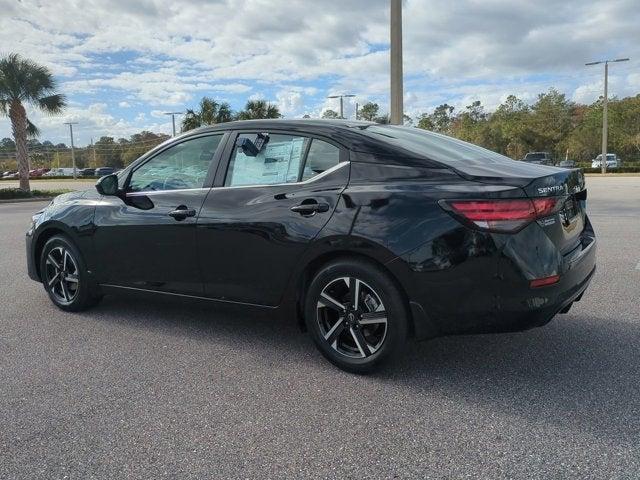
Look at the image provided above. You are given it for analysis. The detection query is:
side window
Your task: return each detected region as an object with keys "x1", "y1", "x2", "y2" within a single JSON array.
[
  {"x1": 128, "y1": 135, "x2": 223, "y2": 192},
  {"x1": 225, "y1": 134, "x2": 310, "y2": 187},
  {"x1": 301, "y1": 139, "x2": 340, "y2": 181}
]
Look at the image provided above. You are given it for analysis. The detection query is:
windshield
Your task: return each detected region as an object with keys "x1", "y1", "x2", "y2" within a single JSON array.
[{"x1": 524, "y1": 153, "x2": 546, "y2": 160}]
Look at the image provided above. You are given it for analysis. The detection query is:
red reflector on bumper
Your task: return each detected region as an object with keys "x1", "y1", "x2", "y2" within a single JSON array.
[{"x1": 530, "y1": 275, "x2": 560, "y2": 288}]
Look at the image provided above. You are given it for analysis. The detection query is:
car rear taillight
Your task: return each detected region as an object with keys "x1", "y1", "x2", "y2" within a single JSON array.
[
  {"x1": 441, "y1": 198, "x2": 560, "y2": 233},
  {"x1": 530, "y1": 275, "x2": 560, "y2": 288}
]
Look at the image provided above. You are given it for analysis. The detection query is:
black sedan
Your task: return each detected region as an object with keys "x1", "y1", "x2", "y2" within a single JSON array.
[{"x1": 26, "y1": 120, "x2": 596, "y2": 372}]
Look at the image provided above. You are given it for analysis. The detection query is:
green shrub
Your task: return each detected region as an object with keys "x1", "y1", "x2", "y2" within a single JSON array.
[{"x1": 0, "y1": 188, "x2": 72, "y2": 200}]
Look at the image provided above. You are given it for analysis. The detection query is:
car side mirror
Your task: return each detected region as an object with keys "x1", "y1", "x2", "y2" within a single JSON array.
[{"x1": 95, "y1": 174, "x2": 119, "y2": 196}]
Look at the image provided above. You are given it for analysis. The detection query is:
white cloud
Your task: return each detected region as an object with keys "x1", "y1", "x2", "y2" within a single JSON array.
[{"x1": 0, "y1": 0, "x2": 638, "y2": 141}]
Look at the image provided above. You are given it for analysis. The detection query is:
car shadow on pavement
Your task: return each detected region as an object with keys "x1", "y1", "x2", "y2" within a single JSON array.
[
  {"x1": 381, "y1": 314, "x2": 640, "y2": 442},
  {"x1": 87, "y1": 295, "x2": 639, "y2": 442}
]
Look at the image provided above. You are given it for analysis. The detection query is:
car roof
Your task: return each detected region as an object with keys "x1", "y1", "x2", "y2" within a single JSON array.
[{"x1": 179, "y1": 119, "x2": 427, "y2": 159}]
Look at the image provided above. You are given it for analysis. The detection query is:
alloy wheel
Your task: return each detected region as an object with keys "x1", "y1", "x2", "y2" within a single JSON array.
[
  {"x1": 316, "y1": 277, "x2": 388, "y2": 358},
  {"x1": 44, "y1": 246, "x2": 80, "y2": 305}
]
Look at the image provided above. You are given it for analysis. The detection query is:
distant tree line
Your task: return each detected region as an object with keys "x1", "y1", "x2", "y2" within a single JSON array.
[
  {"x1": 0, "y1": 131, "x2": 170, "y2": 171},
  {"x1": 4, "y1": 89, "x2": 640, "y2": 174},
  {"x1": 352, "y1": 90, "x2": 640, "y2": 163}
]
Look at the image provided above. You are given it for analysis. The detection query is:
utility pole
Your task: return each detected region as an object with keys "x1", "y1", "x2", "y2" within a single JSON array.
[
  {"x1": 91, "y1": 137, "x2": 97, "y2": 167},
  {"x1": 390, "y1": 0, "x2": 403, "y2": 125},
  {"x1": 355, "y1": 102, "x2": 359, "y2": 120},
  {"x1": 64, "y1": 122, "x2": 78, "y2": 179},
  {"x1": 585, "y1": 57, "x2": 629, "y2": 173},
  {"x1": 164, "y1": 112, "x2": 183, "y2": 136},
  {"x1": 327, "y1": 94, "x2": 356, "y2": 119}
]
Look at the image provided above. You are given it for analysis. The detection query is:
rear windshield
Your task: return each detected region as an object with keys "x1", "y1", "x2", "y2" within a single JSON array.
[
  {"x1": 358, "y1": 125, "x2": 515, "y2": 165},
  {"x1": 525, "y1": 153, "x2": 546, "y2": 160}
]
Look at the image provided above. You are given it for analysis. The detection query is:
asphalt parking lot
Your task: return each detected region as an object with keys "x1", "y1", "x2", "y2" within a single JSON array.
[{"x1": 1, "y1": 177, "x2": 639, "y2": 479}]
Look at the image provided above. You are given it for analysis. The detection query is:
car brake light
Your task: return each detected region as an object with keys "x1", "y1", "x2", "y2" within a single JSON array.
[
  {"x1": 442, "y1": 198, "x2": 560, "y2": 233},
  {"x1": 530, "y1": 275, "x2": 560, "y2": 288}
]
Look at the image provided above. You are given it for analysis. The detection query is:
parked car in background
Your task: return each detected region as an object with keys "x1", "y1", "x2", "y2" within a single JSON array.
[
  {"x1": 2, "y1": 170, "x2": 18, "y2": 178},
  {"x1": 29, "y1": 169, "x2": 45, "y2": 178},
  {"x1": 43, "y1": 167, "x2": 77, "y2": 177},
  {"x1": 592, "y1": 153, "x2": 621, "y2": 169},
  {"x1": 522, "y1": 152, "x2": 554, "y2": 165},
  {"x1": 558, "y1": 160, "x2": 576, "y2": 168},
  {"x1": 78, "y1": 168, "x2": 95, "y2": 177},
  {"x1": 26, "y1": 119, "x2": 597, "y2": 373},
  {"x1": 94, "y1": 167, "x2": 115, "y2": 177}
]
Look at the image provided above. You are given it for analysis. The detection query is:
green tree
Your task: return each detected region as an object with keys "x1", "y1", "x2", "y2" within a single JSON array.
[
  {"x1": 358, "y1": 102, "x2": 379, "y2": 121},
  {"x1": 491, "y1": 95, "x2": 534, "y2": 158},
  {"x1": 1, "y1": 137, "x2": 15, "y2": 149},
  {"x1": 236, "y1": 99, "x2": 280, "y2": 120},
  {"x1": 529, "y1": 88, "x2": 574, "y2": 157},
  {"x1": 322, "y1": 109, "x2": 340, "y2": 119},
  {"x1": 0, "y1": 53, "x2": 66, "y2": 191},
  {"x1": 417, "y1": 104, "x2": 455, "y2": 134},
  {"x1": 182, "y1": 97, "x2": 233, "y2": 131},
  {"x1": 94, "y1": 136, "x2": 123, "y2": 168}
]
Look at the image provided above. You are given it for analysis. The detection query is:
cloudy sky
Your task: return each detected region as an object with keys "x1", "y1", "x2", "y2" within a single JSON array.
[{"x1": 0, "y1": 0, "x2": 638, "y2": 145}]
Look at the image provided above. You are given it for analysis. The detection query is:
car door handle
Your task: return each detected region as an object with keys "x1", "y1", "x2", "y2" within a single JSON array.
[
  {"x1": 290, "y1": 202, "x2": 330, "y2": 215},
  {"x1": 168, "y1": 206, "x2": 196, "y2": 220}
]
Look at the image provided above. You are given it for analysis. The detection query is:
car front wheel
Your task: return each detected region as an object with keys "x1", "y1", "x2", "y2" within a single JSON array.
[
  {"x1": 40, "y1": 235, "x2": 102, "y2": 311},
  {"x1": 304, "y1": 258, "x2": 408, "y2": 373}
]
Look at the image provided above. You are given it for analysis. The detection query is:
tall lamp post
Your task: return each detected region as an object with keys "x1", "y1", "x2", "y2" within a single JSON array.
[
  {"x1": 63, "y1": 122, "x2": 78, "y2": 179},
  {"x1": 163, "y1": 111, "x2": 183, "y2": 136},
  {"x1": 327, "y1": 94, "x2": 356, "y2": 119},
  {"x1": 390, "y1": 0, "x2": 403, "y2": 125},
  {"x1": 585, "y1": 58, "x2": 629, "y2": 173}
]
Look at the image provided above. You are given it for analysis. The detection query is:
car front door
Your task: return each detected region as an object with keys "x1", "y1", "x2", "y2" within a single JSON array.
[
  {"x1": 197, "y1": 130, "x2": 349, "y2": 306},
  {"x1": 93, "y1": 133, "x2": 227, "y2": 295}
]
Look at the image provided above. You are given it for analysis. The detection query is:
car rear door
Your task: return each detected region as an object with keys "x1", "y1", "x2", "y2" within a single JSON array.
[
  {"x1": 196, "y1": 130, "x2": 349, "y2": 306},
  {"x1": 92, "y1": 132, "x2": 228, "y2": 295}
]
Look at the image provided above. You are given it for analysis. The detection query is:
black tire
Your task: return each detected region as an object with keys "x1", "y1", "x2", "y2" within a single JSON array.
[
  {"x1": 304, "y1": 258, "x2": 408, "y2": 373},
  {"x1": 40, "y1": 235, "x2": 102, "y2": 312}
]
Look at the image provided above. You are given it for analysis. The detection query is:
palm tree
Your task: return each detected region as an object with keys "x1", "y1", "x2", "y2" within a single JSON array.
[
  {"x1": 0, "y1": 53, "x2": 66, "y2": 192},
  {"x1": 182, "y1": 97, "x2": 233, "y2": 131},
  {"x1": 236, "y1": 100, "x2": 281, "y2": 120}
]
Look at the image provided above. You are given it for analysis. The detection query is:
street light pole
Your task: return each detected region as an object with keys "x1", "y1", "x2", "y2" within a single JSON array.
[
  {"x1": 390, "y1": 0, "x2": 403, "y2": 125},
  {"x1": 586, "y1": 58, "x2": 629, "y2": 173},
  {"x1": 163, "y1": 112, "x2": 183, "y2": 136},
  {"x1": 64, "y1": 122, "x2": 78, "y2": 179},
  {"x1": 327, "y1": 94, "x2": 356, "y2": 119}
]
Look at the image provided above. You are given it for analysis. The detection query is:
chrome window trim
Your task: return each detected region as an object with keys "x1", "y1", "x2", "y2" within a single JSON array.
[
  {"x1": 126, "y1": 187, "x2": 211, "y2": 197},
  {"x1": 213, "y1": 161, "x2": 349, "y2": 190}
]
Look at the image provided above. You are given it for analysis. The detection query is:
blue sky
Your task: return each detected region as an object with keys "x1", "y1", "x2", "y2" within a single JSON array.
[{"x1": 0, "y1": 0, "x2": 638, "y2": 146}]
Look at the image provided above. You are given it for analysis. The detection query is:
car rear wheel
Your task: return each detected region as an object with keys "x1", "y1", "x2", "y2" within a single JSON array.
[
  {"x1": 304, "y1": 258, "x2": 408, "y2": 373},
  {"x1": 40, "y1": 235, "x2": 102, "y2": 311}
]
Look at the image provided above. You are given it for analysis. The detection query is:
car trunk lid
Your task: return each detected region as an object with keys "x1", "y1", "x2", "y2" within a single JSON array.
[{"x1": 522, "y1": 168, "x2": 587, "y2": 254}]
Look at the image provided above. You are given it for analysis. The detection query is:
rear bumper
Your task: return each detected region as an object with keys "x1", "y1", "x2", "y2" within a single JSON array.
[{"x1": 388, "y1": 224, "x2": 597, "y2": 339}]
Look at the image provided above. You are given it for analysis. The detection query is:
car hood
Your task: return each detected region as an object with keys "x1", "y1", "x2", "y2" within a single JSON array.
[{"x1": 50, "y1": 188, "x2": 96, "y2": 205}]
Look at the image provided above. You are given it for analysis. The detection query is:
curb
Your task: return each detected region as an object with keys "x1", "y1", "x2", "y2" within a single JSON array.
[{"x1": 0, "y1": 197, "x2": 54, "y2": 204}]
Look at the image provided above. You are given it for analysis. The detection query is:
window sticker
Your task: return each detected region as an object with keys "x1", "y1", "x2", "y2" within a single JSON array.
[{"x1": 229, "y1": 136, "x2": 307, "y2": 186}]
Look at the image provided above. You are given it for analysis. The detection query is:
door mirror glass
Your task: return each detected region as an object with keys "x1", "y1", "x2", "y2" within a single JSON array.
[{"x1": 96, "y1": 174, "x2": 119, "y2": 196}]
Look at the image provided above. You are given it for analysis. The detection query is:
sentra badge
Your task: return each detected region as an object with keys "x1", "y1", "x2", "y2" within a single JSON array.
[{"x1": 537, "y1": 185, "x2": 565, "y2": 195}]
